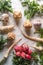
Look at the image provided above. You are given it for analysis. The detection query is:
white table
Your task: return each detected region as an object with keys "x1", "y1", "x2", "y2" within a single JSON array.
[{"x1": 0, "y1": 0, "x2": 43, "y2": 65}]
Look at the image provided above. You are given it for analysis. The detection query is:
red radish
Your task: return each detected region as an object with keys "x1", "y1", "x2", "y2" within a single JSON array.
[
  {"x1": 14, "y1": 44, "x2": 32, "y2": 60},
  {"x1": 14, "y1": 46, "x2": 19, "y2": 52},
  {"x1": 29, "y1": 50, "x2": 32, "y2": 55},
  {"x1": 25, "y1": 54, "x2": 31, "y2": 59},
  {"x1": 28, "y1": 50, "x2": 32, "y2": 55},
  {"x1": 16, "y1": 52, "x2": 21, "y2": 56},
  {"x1": 20, "y1": 44, "x2": 29, "y2": 53},
  {"x1": 22, "y1": 46, "x2": 29, "y2": 53},
  {"x1": 14, "y1": 46, "x2": 23, "y2": 52},
  {"x1": 21, "y1": 52, "x2": 26, "y2": 58},
  {"x1": 22, "y1": 43, "x2": 28, "y2": 48},
  {"x1": 22, "y1": 43, "x2": 29, "y2": 52}
]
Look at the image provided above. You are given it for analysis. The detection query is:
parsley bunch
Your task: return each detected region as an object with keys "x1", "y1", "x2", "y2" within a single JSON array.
[
  {"x1": 0, "y1": 0, "x2": 13, "y2": 13},
  {"x1": 20, "y1": 0, "x2": 43, "y2": 19},
  {"x1": 37, "y1": 28, "x2": 43, "y2": 46},
  {"x1": 35, "y1": 28, "x2": 43, "y2": 46},
  {"x1": 31, "y1": 51, "x2": 43, "y2": 65},
  {"x1": 39, "y1": 51, "x2": 43, "y2": 65}
]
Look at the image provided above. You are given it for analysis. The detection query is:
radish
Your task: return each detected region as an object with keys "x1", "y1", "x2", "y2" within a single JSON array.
[
  {"x1": 16, "y1": 52, "x2": 21, "y2": 56},
  {"x1": 28, "y1": 50, "x2": 32, "y2": 55},
  {"x1": 22, "y1": 44, "x2": 29, "y2": 53},
  {"x1": 14, "y1": 46, "x2": 23, "y2": 52},
  {"x1": 21, "y1": 52, "x2": 26, "y2": 58},
  {"x1": 25, "y1": 54, "x2": 31, "y2": 60}
]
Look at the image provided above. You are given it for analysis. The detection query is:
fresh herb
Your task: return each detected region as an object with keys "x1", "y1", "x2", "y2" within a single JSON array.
[
  {"x1": 0, "y1": 35, "x2": 7, "y2": 50},
  {"x1": 36, "y1": 42, "x2": 43, "y2": 46},
  {"x1": 31, "y1": 52, "x2": 39, "y2": 64},
  {"x1": 12, "y1": 55, "x2": 31, "y2": 65},
  {"x1": 34, "y1": 28, "x2": 43, "y2": 46},
  {"x1": 38, "y1": 5, "x2": 43, "y2": 16},
  {"x1": 0, "y1": 0, "x2": 13, "y2": 13},
  {"x1": 31, "y1": 51, "x2": 43, "y2": 65},
  {"x1": 20, "y1": 0, "x2": 43, "y2": 19},
  {"x1": 38, "y1": 51, "x2": 43, "y2": 65},
  {"x1": 33, "y1": 28, "x2": 43, "y2": 65},
  {"x1": 38, "y1": 28, "x2": 43, "y2": 38}
]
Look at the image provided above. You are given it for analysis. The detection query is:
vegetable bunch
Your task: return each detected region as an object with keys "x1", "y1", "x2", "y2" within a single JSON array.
[
  {"x1": 20, "y1": 0, "x2": 43, "y2": 19},
  {"x1": 14, "y1": 44, "x2": 32, "y2": 59},
  {"x1": 13, "y1": 44, "x2": 32, "y2": 65},
  {"x1": 13, "y1": 44, "x2": 40, "y2": 65},
  {"x1": 13, "y1": 43, "x2": 43, "y2": 65},
  {"x1": 0, "y1": 0, "x2": 13, "y2": 13}
]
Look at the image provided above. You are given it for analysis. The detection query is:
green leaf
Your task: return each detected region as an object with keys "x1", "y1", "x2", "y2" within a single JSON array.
[
  {"x1": 0, "y1": 35, "x2": 7, "y2": 50},
  {"x1": 20, "y1": 0, "x2": 43, "y2": 19},
  {"x1": 24, "y1": 10, "x2": 28, "y2": 16},
  {"x1": 12, "y1": 55, "x2": 31, "y2": 65},
  {"x1": 0, "y1": 0, "x2": 13, "y2": 13}
]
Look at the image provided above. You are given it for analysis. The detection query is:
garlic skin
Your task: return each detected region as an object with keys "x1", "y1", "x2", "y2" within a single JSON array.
[
  {"x1": 23, "y1": 20, "x2": 32, "y2": 31},
  {"x1": 13, "y1": 11, "x2": 22, "y2": 22},
  {"x1": 2, "y1": 13, "x2": 9, "y2": 25},
  {"x1": 33, "y1": 21, "x2": 41, "y2": 30}
]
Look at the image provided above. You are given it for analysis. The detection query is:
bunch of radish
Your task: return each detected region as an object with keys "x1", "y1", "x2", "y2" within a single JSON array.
[{"x1": 14, "y1": 44, "x2": 32, "y2": 60}]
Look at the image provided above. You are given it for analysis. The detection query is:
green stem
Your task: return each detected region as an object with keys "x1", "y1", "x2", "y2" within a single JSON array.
[{"x1": 5, "y1": 6, "x2": 13, "y2": 13}]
